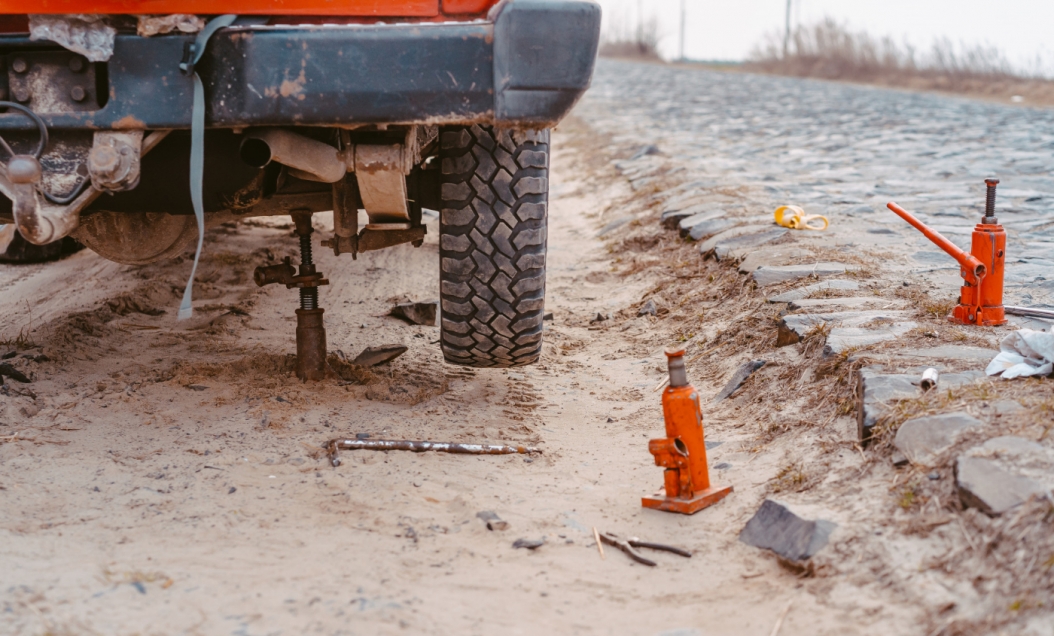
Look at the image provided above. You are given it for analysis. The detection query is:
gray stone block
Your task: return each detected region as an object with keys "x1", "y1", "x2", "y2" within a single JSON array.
[
  {"x1": 597, "y1": 215, "x2": 636, "y2": 237},
  {"x1": 856, "y1": 368, "x2": 918, "y2": 443},
  {"x1": 739, "y1": 500, "x2": 836, "y2": 562},
  {"x1": 788, "y1": 297, "x2": 897, "y2": 311},
  {"x1": 390, "y1": 301, "x2": 438, "y2": 326},
  {"x1": 956, "y1": 436, "x2": 1053, "y2": 516},
  {"x1": 714, "y1": 360, "x2": 766, "y2": 402},
  {"x1": 738, "y1": 248, "x2": 813, "y2": 274},
  {"x1": 713, "y1": 229, "x2": 789, "y2": 260},
  {"x1": 895, "y1": 345, "x2": 998, "y2": 362},
  {"x1": 824, "y1": 322, "x2": 918, "y2": 356},
  {"x1": 777, "y1": 310, "x2": 913, "y2": 347},
  {"x1": 753, "y1": 263, "x2": 851, "y2": 287},
  {"x1": 893, "y1": 412, "x2": 985, "y2": 467},
  {"x1": 767, "y1": 279, "x2": 860, "y2": 303},
  {"x1": 352, "y1": 345, "x2": 409, "y2": 367},
  {"x1": 661, "y1": 209, "x2": 697, "y2": 230},
  {"x1": 698, "y1": 224, "x2": 772, "y2": 254},
  {"x1": 677, "y1": 210, "x2": 725, "y2": 237}
]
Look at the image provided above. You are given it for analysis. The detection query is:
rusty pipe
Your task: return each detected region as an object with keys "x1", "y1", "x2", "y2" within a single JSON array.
[
  {"x1": 326, "y1": 438, "x2": 542, "y2": 466},
  {"x1": 887, "y1": 202, "x2": 986, "y2": 284},
  {"x1": 240, "y1": 129, "x2": 346, "y2": 183}
]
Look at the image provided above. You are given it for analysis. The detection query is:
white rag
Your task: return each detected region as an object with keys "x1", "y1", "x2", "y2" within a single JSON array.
[{"x1": 986, "y1": 326, "x2": 1054, "y2": 379}]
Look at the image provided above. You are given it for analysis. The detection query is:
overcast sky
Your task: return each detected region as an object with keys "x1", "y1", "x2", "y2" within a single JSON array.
[{"x1": 597, "y1": 0, "x2": 1054, "y2": 73}]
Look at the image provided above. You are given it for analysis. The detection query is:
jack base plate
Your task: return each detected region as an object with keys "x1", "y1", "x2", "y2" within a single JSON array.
[{"x1": 642, "y1": 484, "x2": 733, "y2": 515}]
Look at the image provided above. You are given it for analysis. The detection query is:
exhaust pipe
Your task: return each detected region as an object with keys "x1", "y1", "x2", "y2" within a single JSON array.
[{"x1": 240, "y1": 129, "x2": 346, "y2": 184}]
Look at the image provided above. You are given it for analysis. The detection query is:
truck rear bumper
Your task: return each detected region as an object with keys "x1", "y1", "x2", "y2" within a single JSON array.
[{"x1": 0, "y1": 0, "x2": 600, "y2": 132}]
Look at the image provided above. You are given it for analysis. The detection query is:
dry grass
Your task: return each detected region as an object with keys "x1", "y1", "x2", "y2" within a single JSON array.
[{"x1": 747, "y1": 19, "x2": 1054, "y2": 106}]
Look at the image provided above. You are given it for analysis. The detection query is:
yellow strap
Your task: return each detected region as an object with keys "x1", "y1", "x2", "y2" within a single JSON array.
[{"x1": 774, "y1": 205, "x2": 828, "y2": 231}]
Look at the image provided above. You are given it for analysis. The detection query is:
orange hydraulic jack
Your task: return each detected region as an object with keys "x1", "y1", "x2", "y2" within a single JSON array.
[
  {"x1": 642, "y1": 346, "x2": 733, "y2": 515},
  {"x1": 887, "y1": 178, "x2": 1007, "y2": 326}
]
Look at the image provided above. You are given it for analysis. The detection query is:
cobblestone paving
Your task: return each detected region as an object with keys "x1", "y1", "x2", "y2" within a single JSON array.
[{"x1": 576, "y1": 60, "x2": 1054, "y2": 308}]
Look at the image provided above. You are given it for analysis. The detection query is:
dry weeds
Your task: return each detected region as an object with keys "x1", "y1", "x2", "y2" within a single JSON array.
[{"x1": 748, "y1": 19, "x2": 1054, "y2": 106}]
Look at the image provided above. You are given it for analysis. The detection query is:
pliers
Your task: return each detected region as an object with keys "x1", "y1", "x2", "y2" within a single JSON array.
[{"x1": 598, "y1": 532, "x2": 692, "y2": 567}]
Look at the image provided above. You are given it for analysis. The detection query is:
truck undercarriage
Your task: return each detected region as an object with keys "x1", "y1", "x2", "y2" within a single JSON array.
[{"x1": 0, "y1": 0, "x2": 602, "y2": 370}]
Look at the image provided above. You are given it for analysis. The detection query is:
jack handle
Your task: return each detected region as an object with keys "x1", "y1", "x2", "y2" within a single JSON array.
[{"x1": 887, "y1": 202, "x2": 986, "y2": 285}]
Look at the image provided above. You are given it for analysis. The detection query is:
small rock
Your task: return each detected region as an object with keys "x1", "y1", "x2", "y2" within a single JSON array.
[
  {"x1": 989, "y1": 399, "x2": 1024, "y2": 417},
  {"x1": 476, "y1": 510, "x2": 509, "y2": 531},
  {"x1": 512, "y1": 537, "x2": 545, "y2": 550},
  {"x1": 228, "y1": 487, "x2": 237, "y2": 494},
  {"x1": 753, "y1": 262, "x2": 851, "y2": 287},
  {"x1": 928, "y1": 472, "x2": 940, "y2": 480},
  {"x1": 187, "y1": 384, "x2": 208, "y2": 391},
  {"x1": 590, "y1": 312, "x2": 608, "y2": 324},
  {"x1": 891, "y1": 450, "x2": 909, "y2": 467},
  {"x1": 739, "y1": 500, "x2": 836, "y2": 562},
  {"x1": 714, "y1": 462, "x2": 731, "y2": 470},
  {"x1": 543, "y1": 312, "x2": 554, "y2": 321},
  {"x1": 766, "y1": 279, "x2": 860, "y2": 303},
  {"x1": 352, "y1": 345, "x2": 408, "y2": 367},
  {"x1": 714, "y1": 360, "x2": 766, "y2": 402},
  {"x1": 956, "y1": 436, "x2": 1054, "y2": 516},
  {"x1": 390, "y1": 300, "x2": 438, "y2": 326},
  {"x1": 0, "y1": 363, "x2": 30, "y2": 384},
  {"x1": 597, "y1": 215, "x2": 635, "y2": 237},
  {"x1": 356, "y1": 432, "x2": 371, "y2": 440},
  {"x1": 629, "y1": 144, "x2": 660, "y2": 161},
  {"x1": 638, "y1": 300, "x2": 658, "y2": 317},
  {"x1": 893, "y1": 412, "x2": 984, "y2": 467}
]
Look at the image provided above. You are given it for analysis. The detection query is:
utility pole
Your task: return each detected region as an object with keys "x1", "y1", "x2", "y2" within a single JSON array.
[
  {"x1": 679, "y1": 0, "x2": 686, "y2": 61},
  {"x1": 783, "y1": 0, "x2": 792, "y2": 59},
  {"x1": 637, "y1": 0, "x2": 643, "y2": 52}
]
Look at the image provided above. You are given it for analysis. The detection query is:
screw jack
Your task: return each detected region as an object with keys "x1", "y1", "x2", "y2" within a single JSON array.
[{"x1": 253, "y1": 211, "x2": 330, "y2": 381}]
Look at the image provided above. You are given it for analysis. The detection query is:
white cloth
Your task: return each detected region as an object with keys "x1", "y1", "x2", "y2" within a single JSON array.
[{"x1": 986, "y1": 326, "x2": 1054, "y2": 379}]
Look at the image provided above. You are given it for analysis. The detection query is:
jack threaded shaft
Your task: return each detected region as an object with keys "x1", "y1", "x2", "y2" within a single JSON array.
[
  {"x1": 984, "y1": 178, "x2": 999, "y2": 219},
  {"x1": 298, "y1": 227, "x2": 317, "y2": 310}
]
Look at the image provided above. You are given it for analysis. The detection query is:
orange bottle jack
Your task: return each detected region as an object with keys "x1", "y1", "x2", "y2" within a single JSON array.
[
  {"x1": 887, "y1": 178, "x2": 1007, "y2": 326},
  {"x1": 642, "y1": 346, "x2": 733, "y2": 515}
]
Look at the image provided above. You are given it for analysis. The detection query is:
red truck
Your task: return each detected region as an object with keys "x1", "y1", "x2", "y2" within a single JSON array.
[{"x1": 0, "y1": 2, "x2": 601, "y2": 372}]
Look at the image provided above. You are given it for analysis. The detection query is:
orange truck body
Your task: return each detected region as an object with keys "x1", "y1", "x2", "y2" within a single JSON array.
[{"x1": 0, "y1": 0, "x2": 498, "y2": 17}]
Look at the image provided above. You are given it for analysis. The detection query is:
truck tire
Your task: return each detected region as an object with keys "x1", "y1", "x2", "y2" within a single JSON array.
[{"x1": 438, "y1": 125, "x2": 549, "y2": 368}]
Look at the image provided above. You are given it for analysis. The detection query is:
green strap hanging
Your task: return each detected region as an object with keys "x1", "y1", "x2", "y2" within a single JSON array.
[{"x1": 177, "y1": 14, "x2": 237, "y2": 320}]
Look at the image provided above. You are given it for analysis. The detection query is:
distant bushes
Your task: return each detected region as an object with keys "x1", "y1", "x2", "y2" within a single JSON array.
[
  {"x1": 748, "y1": 19, "x2": 1054, "y2": 103},
  {"x1": 598, "y1": 14, "x2": 662, "y2": 60}
]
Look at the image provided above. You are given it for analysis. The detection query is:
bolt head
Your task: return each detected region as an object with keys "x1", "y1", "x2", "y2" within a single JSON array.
[
  {"x1": 985, "y1": 178, "x2": 1000, "y2": 187},
  {"x1": 89, "y1": 145, "x2": 121, "y2": 174},
  {"x1": 70, "y1": 86, "x2": 87, "y2": 102},
  {"x1": 12, "y1": 87, "x2": 30, "y2": 103},
  {"x1": 7, "y1": 155, "x2": 42, "y2": 184},
  {"x1": 11, "y1": 58, "x2": 27, "y2": 74},
  {"x1": 69, "y1": 56, "x2": 86, "y2": 73}
]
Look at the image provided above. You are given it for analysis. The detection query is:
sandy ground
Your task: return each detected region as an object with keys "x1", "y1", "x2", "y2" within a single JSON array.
[{"x1": 0, "y1": 119, "x2": 937, "y2": 635}]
